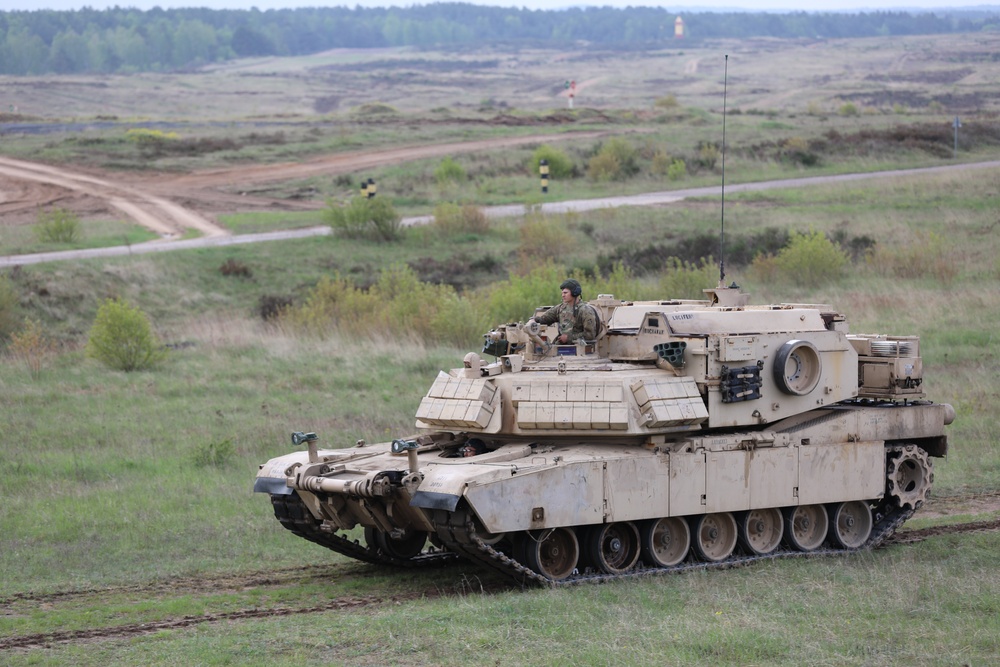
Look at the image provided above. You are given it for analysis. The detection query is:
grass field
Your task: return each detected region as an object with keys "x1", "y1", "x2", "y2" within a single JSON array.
[{"x1": 2, "y1": 32, "x2": 1000, "y2": 666}]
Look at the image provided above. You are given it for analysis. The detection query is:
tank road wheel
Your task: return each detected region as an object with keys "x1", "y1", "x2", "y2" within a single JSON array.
[
  {"x1": 364, "y1": 526, "x2": 426, "y2": 560},
  {"x1": 641, "y1": 517, "x2": 691, "y2": 567},
  {"x1": 737, "y1": 508, "x2": 784, "y2": 556},
  {"x1": 691, "y1": 513, "x2": 738, "y2": 563},
  {"x1": 524, "y1": 528, "x2": 580, "y2": 581},
  {"x1": 783, "y1": 505, "x2": 828, "y2": 552},
  {"x1": 827, "y1": 501, "x2": 873, "y2": 550},
  {"x1": 586, "y1": 522, "x2": 641, "y2": 574},
  {"x1": 886, "y1": 445, "x2": 934, "y2": 510}
]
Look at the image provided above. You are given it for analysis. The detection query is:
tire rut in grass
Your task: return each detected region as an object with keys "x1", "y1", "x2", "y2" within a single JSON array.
[{"x1": 0, "y1": 592, "x2": 429, "y2": 651}]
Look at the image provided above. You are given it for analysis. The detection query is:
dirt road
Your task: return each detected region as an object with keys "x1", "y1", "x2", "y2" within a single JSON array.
[
  {"x1": 1, "y1": 134, "x2": 998, "y2": 267},
  {"x1": 0, "y1": 156, "x2": 226, "y2": 239}
]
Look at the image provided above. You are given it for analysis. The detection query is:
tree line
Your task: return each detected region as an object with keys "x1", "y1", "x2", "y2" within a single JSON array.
[{"x1": 1, "y1": 4, "x2": 997, "y2": 76}]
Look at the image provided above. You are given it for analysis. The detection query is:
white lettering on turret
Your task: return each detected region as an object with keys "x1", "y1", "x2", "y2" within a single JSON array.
[{"x1": 670, "y1": 314, "x2": 694, "y2": 321}]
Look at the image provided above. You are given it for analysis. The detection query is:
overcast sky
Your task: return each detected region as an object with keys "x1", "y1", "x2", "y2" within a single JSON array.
[{"x1": 5, "y1": 1, "x2": 998, "y2": 12}]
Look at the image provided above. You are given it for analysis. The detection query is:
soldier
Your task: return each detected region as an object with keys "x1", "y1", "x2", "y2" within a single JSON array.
[{"x1": 531, "y1": 279, "x2": 598, "y2": 344}]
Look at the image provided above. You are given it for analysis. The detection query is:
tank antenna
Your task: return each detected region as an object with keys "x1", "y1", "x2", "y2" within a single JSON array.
[{"x1": 720, "y1": 54, "x2": 729, "y2": 286}]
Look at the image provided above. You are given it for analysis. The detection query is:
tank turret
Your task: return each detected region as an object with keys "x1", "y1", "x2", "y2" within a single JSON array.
[{"x1": 255, "y1": 287, "x2": 953, "y2": 583}]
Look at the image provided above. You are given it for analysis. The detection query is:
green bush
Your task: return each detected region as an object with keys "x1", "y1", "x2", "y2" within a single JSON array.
[
  {"x1": 86, "y1": 297, "x2": 167, "y2": 372},
  {"x1": 654, "y1": 94, "x2": 679, "y2": 109},
  {"x1": 517, "y1": 214, "x2": 574, "y2": 268},
  {"x1": 530, "y1": 145, "x2": 574, "y2": 179},
  {"x1": 659, "y1": 257, "x2": 720, "y2": 299},
  {"x1": 434, "y1": 157, "x2": 466, "y2": 186},
  {"x1": 483, "y1": 264, "x2": 572, "y2": 325},
  {"x1": 324, "y1": 196, "x2": 402, "y2": 242},
  {"x1": 587, "y1": 138, "x2": 638, "y2": 181},
  {"x1": 838, "y1": 102, "x2": 859, "y2": 117},
  {"x1": 36, "y1": 208, "x2": 81, "y2": 244},
  {"x1": 586, "y1": 151, "x2": 621, "y2": 182},
  {"x1": 432, "y1": 202, "x2": 490, "y2": 235},
  {"x1": 752, "y1": 230, "x2": 848, "y2": 287},
  {"x1": 697, "y1": 143, "x2": 720, "y2": 170},
  {"x1": 284, "y1": 265, "x2": 487, "y2": 346},
  {"x1": 666, "y1": 159, "x2": 687, "y2": 181},
  {"x1": 651, "y1": 150, "x2": 673, "y2": 177},
  {"x1": 0, "y1": 276, "x2": 20, "y2": 340}
]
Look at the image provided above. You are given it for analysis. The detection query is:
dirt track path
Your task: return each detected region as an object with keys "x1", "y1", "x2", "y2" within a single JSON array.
[
  {"x1": 0, "y1": 156, "x2": 226, "y2": 239},
  {"x1": 1, "y1": 140, "x2": 999, "y2": 267}
]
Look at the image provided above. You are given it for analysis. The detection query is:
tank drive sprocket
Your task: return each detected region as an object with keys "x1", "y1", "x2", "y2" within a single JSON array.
[{"x1": 886, "y1": 444, "x2": 934, "y2": 510}]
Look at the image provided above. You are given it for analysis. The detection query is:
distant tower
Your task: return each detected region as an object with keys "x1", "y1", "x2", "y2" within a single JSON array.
[{"x1": 674, "y1": 16, "x2": 684, "y2": 39}]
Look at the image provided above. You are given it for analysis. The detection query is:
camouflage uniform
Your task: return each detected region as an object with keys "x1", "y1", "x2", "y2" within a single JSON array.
[{"x1": 535, "y1": 300, "x2": 598, "y2": 343}]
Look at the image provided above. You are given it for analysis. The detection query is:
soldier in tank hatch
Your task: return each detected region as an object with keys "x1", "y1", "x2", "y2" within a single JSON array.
[{"x1": 530, "y1": 279, "x2": 598, "y2": 344}]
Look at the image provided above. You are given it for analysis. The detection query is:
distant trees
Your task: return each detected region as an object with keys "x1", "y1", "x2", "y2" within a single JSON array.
[{"x1": 0, "y1": 6, "x2": 997, "y2": 76}]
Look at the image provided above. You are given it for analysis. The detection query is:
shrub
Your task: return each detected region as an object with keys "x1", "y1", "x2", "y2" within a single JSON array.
[
  {"x1": 353, "y1": 102, "x2": 397, "y2": 115},
  {"x1": 219, "y1": 258, "x2": 252, "y2": 278},
  {"x1": 659, "y1": 257, "x2": 720, "y2": 299},
  {"x1": 654, "y1": 94, "x2": 679, "y2": 109},
  {"x1": 324, "y1": 196, "x2": 402, "y2": 242},
  {"x1": 651, "y1": 150, "x2": 673, "y2": 177},
  {"x1": 36, "y1": 208, "x2": 80, "y2": 244},
  {"x1": 284, "y1": 265, "x2": 487, "y2": 346},
  {"x1": 86, "y1": 297, "x2": 167, "y2": 372},
  {"x1": 838, "y1": 102, "x2": 859, "y2": 117},
  {"x1": 666, "y1": 159, "x2": 687, "y2": 181},
  {"x1": 752, "y1": 230, "x2": 848, "y2": 286},
  {"x1": 484, "y1": 263, "x2": 641, "y2": 325},
  {"x1": 586, "y1": 151, "x2": 621, "y2": 182},
  {"x1": 193, "y1": 439, "x2": 236, "y2": 467},
  {"x1": 0, "y1": 275, "x2": 18, "y2": 340},
  {"x1": 598, "y1": 138, "x2": 639, "y2": 177},
  {"x1": 432, "y1": 202, "x2": 490, "y2": 235},
  {"x1": 864, "y1": 231, "x2": 956, "y2": 284},
  {"x1": 434, "y1": 157, "x2": 466, "y2": 186},
  {"x1": 779, "y1": 137, "x2": 820, "y2": 167},
  {"x1": 8, "y1": 318, "x2": 53, "y2": 378},
  {"x1": 125, "y1": 128, "x2": 179, "y2": 147},
  {"x1": 697, "y1": 143, "x2": 720, "y2": 170},
  {"x1": 484, "y1": 263, "x2": 570, "y2": 324},
  {"x1": 517, "y1": 214, "x2": 574, "y2": 268},
  {"x1": 530, "y1": 144, "x2": 575, "y2": 179},
  {"x1": 258, "y1": 294, "x2": 292, "y2": 321}
]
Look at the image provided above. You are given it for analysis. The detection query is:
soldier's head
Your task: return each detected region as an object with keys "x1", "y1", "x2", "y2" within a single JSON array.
[{"x1": 560, "y1": 279, "x2": 582, "y2": 303}]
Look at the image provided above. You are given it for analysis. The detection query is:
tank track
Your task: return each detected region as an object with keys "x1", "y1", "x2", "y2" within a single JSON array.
[
  {"x1": 269, "y1": 493, "x2": 458, "y2": 568},
  {"x1": 432, "y1": 499, "x2": 916, "y2": 587}
]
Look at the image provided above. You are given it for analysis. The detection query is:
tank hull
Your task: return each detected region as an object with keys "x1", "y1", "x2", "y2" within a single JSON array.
[{"x1": 254, "y1": 290, "x2": 953, "y2": 583}]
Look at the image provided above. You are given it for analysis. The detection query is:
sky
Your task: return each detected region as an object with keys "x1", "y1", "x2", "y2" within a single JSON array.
[{"x1": 5, "y1": 0, "x2": 999, "y2": 11}]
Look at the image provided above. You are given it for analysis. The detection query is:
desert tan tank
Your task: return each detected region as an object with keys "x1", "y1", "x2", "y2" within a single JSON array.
[{"x1": 254, "y1": 285, "x2": 954, "y2": 584}]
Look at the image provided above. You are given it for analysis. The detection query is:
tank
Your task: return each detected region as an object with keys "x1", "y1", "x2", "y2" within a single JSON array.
[{"x1": 254, "y1": 285, "x2": 954, "y2": 584}]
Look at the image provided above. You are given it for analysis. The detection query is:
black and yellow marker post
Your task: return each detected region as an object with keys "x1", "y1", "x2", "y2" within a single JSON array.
[
  {"x1": 360, "y1": 177, "x2": 377, "y2": 198},
  {"x1": 539, "y1": 159, "x2": 549, "y2": 194}
]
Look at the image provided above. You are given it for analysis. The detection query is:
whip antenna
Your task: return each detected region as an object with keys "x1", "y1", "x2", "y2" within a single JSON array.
[
  {"x1": 719, "y1": 53, "x2": 729, "y2": 287},
  {"x1": 720, "y1": 54, "x2": 728, "y2": 286}
]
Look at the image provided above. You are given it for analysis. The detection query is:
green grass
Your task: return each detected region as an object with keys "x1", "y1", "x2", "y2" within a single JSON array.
[
  {"x1": 2, "y1": 534, "x2": 998, "y2": 665},
  {"x1": 0, "y1": 218, "x2": 158, "y2": 256}
]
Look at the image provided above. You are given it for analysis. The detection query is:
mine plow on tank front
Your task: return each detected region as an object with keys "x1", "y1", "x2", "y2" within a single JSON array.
[{"x1": 254, "y1": 285, "x2": 954, "y2": 585}]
